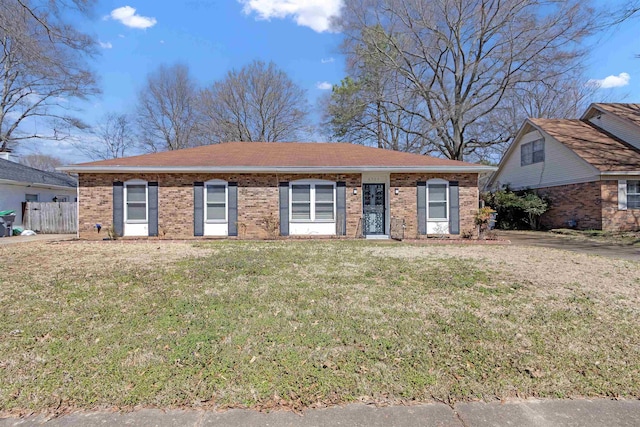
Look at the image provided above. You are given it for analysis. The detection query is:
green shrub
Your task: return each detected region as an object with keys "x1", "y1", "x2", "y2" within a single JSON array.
[{"x1": 482, "y1": 186, "x2": 549, "y2": 230}]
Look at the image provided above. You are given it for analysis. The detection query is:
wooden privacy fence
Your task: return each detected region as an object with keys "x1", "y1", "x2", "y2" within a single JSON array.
[{"x1": 23, "y1": 202, "x2": 77, "y2": 234}]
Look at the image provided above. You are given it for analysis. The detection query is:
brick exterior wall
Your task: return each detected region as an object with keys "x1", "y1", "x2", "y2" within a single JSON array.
[
  {"x1": 389, "y1": 173, "x2": 479, "y2": 238},
  {"x1": 79, "y1": 172, "x2": 480, "y2": 240},
  {"x1": 535, "y1": 181, "x2": 603, "y2": 230},
  {"x1": 531, "y1": 180, "x2": 640, "y2": 231},
  {"x1": 601, "y1": 179, "x2": 640, "y2": 231}
]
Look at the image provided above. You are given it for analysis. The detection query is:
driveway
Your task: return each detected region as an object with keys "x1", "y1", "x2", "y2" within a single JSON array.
[
  {"x1": 0, "y1": 234, "x2": 74, "y2": 245},
  {"x1": 499, "y1": 230, "x2": 640, "y2": 261}
]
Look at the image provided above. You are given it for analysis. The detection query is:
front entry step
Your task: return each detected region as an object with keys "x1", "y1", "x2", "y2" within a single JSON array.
[{"x1": 365, "y1": 235, "x2": 390, "y2": 240}]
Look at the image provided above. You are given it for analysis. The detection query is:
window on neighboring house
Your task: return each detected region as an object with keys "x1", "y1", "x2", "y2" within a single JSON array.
[
  {"x1": 206, "y1": 183, "x2": 227, "y2": 221},
  {"x1": 291, "y1": 182, "x2": 335, "y2": 221},
  {"x1": 521, "y1": 138, "x2": 545, "y2": 166},
  {"x1": 627, "y1": 180, "x2": 640, "y2": 209},
  {"x1": 25, "y1": 194, "x2": 38, "y2": 202},
  {"x1": 427, "y1": 181, "x2": 448, "y2": 221},
  {"x1": 125, "y1": 182, "x2": 147, "y2": 222}
]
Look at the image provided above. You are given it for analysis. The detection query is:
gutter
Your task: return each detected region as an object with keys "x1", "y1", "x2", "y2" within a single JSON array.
[
  {"x1": 600, "y1": 171, "x2": 640, "y2": 177},
  {"x1": 57, "y1": 165, "x2": 498, "y2": 174},
  {"x1": 0, "y1": 178, "x2": 77, "y2": 191}
]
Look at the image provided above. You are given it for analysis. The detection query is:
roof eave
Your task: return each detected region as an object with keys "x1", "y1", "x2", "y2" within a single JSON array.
[
  {"x1": 58, "y1": 165, "x2": 497, "y2": 174},
  {"x1": 0, "y1": 178, "x2": 77, "y2": 190},
  {"x1": 600, "y1": 171, "x2": 640, "y2": 176}
]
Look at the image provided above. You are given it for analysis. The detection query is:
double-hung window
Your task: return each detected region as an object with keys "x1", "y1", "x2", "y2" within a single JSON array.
[
  {"x1": 125, "y1": 182, "x2": 147, "y2": 222},
  {"x1": 291, "y1": 185, "x2": 311, "y2": 220},
  {"x1": 521, "y1": 138, "x2": 545, "y2": 166},
  {"x1": 206, "y1": 183, "x2": 227, "y2": 222},
  {"x1": 627, "y1": 180, "x2": 640, "y2": 209},
  {"x1": 291, "y1": 182, "x2": 335, "y2": 222},
  {"x1": 427, "y1": 181, "x2": 448, "y2": 221}
]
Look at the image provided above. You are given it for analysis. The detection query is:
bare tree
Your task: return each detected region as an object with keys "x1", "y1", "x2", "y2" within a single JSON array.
[
  {"x1": 19, "y1": 152, "x2": 64, "y2": 171},
  {"x1": 77, "y1": 113, "x2": 136, "y2": 160},
  {"x1": 322, "y1": 26, "x2": 425, "y2": 152},
  {"x1": 337, "y1": 0, "x2": 633, "y2": 160},
  {"x1": 198, "y1": 60, "x2": 311, "y2": 143},
  {"x1": 136, "y1": 63, "x2": 202, "y2": 152},
  {"x1": 0, "y1": 0, "x2": 98, "y2": 152}
]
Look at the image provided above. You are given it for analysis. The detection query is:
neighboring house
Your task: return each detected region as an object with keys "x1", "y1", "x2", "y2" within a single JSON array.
[
  {"x1": 487, "y1": 103, "x2": 640, "y2": 231},
  {"x1": 58, "y1": 142, "x2": 495, "y2": 240},
  {"x1": 0, "y1": 154, "x2": 77, "y2": 226}
]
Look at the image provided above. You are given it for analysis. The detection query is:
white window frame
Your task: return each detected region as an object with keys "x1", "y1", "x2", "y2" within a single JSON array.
[
  {"x1": 289, "y1": 180, "x2": 336, "y2": 223},
  {"x1": 204, "y1": 179, "x2": 228, "y2": 223},
  {"x1": 521, "y1": 138, "x2": 545, "y2": 166},
  {"x1": 124, "y1": 179, "x2": 148, "y2": 224},
  {"x1": 627, "y1": 180, "x2": 640, "y2": 209},
  {"x1": 426, "y1": 179, "x2": 449, "y2": 222}
]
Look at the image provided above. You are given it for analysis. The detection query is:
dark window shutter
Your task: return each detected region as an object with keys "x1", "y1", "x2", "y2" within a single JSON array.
[
  {"x1": 112, "y1": 181, "x2": 124, "y2": 237},
  {"x1": 148, "y1": 182, "x2": 159, "y2": 237},
  {"x1": 336, "y1": 181, "x2": 347, "y2": 236},
  {"x1": 193, "y1": 182, "x2": 204, "y2": 237},
  {"x1": 228, "y1": 182, "x2": 238, "y2": 236},
  {"x1": 279, "y1": 182, "x2": 289, "y2": 236},
  {"x1": 449, "y1": 181, "x2": 460, "y2": 235},
  {"x1": 417, "y1": 181, "x2": 426, "y2": 235}
]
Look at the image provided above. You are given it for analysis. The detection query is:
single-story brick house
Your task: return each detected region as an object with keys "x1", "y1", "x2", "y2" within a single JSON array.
[
  {"x1": 59, "y1": 142, "x2": 495, "y2": 239},
  {"x1": 487, "y1": 103, "x2": 640, "y2": 231}
]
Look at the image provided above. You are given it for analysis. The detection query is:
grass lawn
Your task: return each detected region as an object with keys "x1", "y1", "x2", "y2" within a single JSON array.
[{"x1": 0, "y1": 240, "x2": 639, "y2": 414}]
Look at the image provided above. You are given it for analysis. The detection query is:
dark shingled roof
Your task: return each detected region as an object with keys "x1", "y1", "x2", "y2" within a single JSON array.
[{"x1": 0, "y1": 158, "x2": 77, "y2": 188}]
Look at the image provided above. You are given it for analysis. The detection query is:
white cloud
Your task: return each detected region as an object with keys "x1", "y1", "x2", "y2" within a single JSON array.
[
  {"x1": 159, "y1": 40, "x2": 165, "y2": 44},
  {"x1": 99, "y1": 41, "x2": 113, "y2": 49},
  {"x1": 118, "y1": 34, "x2": 125, "y2": 38},
  {"x1": 316, "y1": 81, "x2": 332, "y2": 90},
  {"x1": 239, "y1": 0, "x2": 342, "y2": 33},
  {"x1": 321, "y1": 57, "x2": 335, "y2": 64},
  {"x1": 589, "y1": 72, "x2": 630, "y2": 89},
  {"x1": 109, "y1": 6, "x2": 157, "y2": 29}
]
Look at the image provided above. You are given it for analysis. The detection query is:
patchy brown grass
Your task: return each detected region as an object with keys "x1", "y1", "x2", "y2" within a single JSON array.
[
  {"x1": 550, "y1": 228, "x2": 640, "y2": 246},
  {"x1": 0, "y1": 240, "x2": 638, "y2": 416}
]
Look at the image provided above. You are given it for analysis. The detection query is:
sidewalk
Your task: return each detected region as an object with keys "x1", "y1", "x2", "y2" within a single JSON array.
[{"x1": 1, "y1": 399, "x2": 638, "y2": 426}]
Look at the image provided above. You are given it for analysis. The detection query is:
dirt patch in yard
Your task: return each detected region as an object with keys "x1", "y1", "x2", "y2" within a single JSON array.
[{"x1": 363, "y1": 244, "x2": 640, "y2": 306}]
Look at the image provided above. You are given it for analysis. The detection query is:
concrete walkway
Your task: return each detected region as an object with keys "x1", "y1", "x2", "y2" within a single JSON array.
[
  {"x1": 1, "y1": 399, "x2": 639, "y2": 426},
  {"x1": 0, "y1": 234, "x2": 73, "y2": 245},
  {"x1": 498, "y1": 230, "x2": 640, "y2": 261}
]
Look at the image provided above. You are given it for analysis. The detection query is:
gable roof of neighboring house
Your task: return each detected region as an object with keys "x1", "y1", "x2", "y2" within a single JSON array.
[
  {"x1": 582, "y1": 103, "x2": 640, "y2": 128},
  {"x1": 59, "y1": 142, "x2": 495, "y2": 173},
  {"x1": 0, "y1": 158, "x2": 77, "y2": 188},
  {"x1": 528, "y1": 118, "x2": 640, "y2": 172}
]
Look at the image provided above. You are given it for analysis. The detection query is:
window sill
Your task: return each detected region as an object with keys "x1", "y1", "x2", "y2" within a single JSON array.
[
  {"x1": 205, "y1": 220, "x2": 228, "y2": 224},
  {"x1": 427, "y1": 219, "x2": 448, "y2": 222},
  {"x1": 126, "y1": 220, "x2": 148, "y2": 224}
]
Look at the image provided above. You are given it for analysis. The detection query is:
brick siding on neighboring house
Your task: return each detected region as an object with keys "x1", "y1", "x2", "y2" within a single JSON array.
[
  {"x1": 390, "y1": 173, "x2": 479, "y2": 238},
  {"x1": 535, "y1": 181, "x2": 603, "y2": 230},
  {"x1": 532, "y1": 180, "x2": 640, "y2": 231},
  {"x1": 601, "y1": 179, "x2": 640, "y2": 231},
  {"x1": 79, "y1": 172, "x2": 480, "y2": 240}
]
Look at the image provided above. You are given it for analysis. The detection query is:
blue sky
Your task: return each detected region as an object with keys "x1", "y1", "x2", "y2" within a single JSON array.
[{"x1": 20, "y1": 0, "x2": 640, "y2": 162}]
